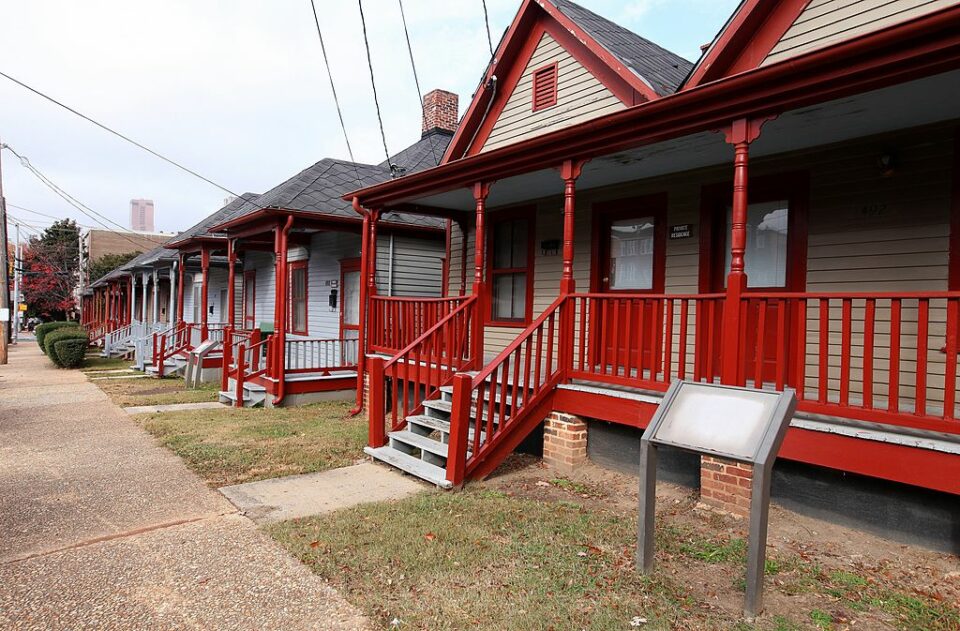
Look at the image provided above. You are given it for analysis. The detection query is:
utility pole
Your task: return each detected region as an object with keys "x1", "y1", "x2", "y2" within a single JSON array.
[
  {"x1": 13, "y1": 221, "x2": 20, "y2": 343},
  {"x1": 0, "y1": 137, "x2": 9, "y2": 364}
]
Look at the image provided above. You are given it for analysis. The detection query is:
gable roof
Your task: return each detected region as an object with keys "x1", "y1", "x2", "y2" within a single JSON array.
[
  {"x1": 217, "y1": 134, "x2": 453, "y2": 232},
  {"x1": 549, "y1": 0, "x2": 692, "y2": 96},
  {"x1": 167, "y1": 193, "x2": 260, "y2": 247},
  {"x1": 442, "y1": 0, "x2": 691, "y2": 161}
]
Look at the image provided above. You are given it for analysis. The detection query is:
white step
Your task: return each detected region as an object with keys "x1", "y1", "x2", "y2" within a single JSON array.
[
  {"x1": 406, "y1": 414, "x2": 486, "y2": 446},
  {"x1": 389, "y1": 430, "x2": 448, "y2": 459},
  {"x1": 364, "y1": 446, "x2": 452, "y2": 489}
]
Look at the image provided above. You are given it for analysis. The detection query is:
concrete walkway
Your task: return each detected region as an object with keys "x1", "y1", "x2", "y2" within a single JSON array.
[
  {"x1": 0, "y1": 343, "x2": 368, "y2": 630},
  {"x1": 221, "y1": 462, "x2": 425, "y2": 524}
]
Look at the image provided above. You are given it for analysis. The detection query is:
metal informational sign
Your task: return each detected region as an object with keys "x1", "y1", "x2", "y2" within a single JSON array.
[{"x1": 637, "y1": 380, "x2": 797, "y2": 616}]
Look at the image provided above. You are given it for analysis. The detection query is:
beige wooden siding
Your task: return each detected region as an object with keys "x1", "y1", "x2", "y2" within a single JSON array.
[
  {"x1": 462, "y1": 124, "x2": 954, "y2": 411},
  {"x1": 764, "y1": 0, "x2": 953, "y2": 66},
  {"x1": 480, "y1": 31, "x2": 625, "y2": 154}
]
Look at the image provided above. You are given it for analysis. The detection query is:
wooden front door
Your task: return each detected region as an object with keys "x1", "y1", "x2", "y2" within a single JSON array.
[
  {"x1": 700, "y1": 174, "x2": 808, "y2": 385},
  {"x1": 243, "y1": 271, "x2": 256, "y2": 330},
  {"x1": 340, "y1": 258, "x2": 362, "y2": 340},
  {"x1": 591, "y1": 194, "x2": 668, "y2": 377}
]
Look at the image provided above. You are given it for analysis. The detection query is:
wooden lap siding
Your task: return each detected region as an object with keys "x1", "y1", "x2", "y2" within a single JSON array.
[
  {"x1": 764, "y1": 0, "x2": 954, "y2": 66},
  {"x1": 374, "y1": 233, "x2": 445, "y2": 298},
  {"x1": 481, "y1": 31, "x2": 625, "y2": 154},
  {"x1": 451, "y1": 123, "x2": 955, "y2": 408}
]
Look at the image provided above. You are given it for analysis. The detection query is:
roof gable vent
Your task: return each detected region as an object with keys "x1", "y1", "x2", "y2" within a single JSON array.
[{"x1": 532, "y1": 63, "x2": 558, "y2": 112}]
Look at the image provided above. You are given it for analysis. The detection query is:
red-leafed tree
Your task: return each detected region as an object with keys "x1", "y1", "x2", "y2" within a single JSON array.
[{"x1": 21, "y1": 219, "x2": 80, "y2": 319}]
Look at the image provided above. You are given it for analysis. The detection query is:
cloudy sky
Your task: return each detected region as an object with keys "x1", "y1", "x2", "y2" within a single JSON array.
[{"x1": 1, "y1": 0, "x2": 738, "y2": 239}]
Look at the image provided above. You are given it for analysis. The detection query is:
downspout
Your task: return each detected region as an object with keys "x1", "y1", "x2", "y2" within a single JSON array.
[
  {"x1": 350, "y1": 196, "x2": 371, "y2": 416},
  {"x1": 272, "y1": 214, "x2": 294, "y2": 406}
]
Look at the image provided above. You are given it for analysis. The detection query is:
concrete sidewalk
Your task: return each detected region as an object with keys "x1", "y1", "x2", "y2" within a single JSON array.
[{"x1": 0, "y1": 343, "x2": 368, "y2": 630}]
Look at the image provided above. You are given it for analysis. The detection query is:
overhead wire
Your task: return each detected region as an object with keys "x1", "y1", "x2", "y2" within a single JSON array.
[
  {"x1": 0, "y1": 69, "x2": 239, "y2": 197},
  {"x1": 2, "y1": 145, "x2": 162, "y2": 251},
  {"x1": 397, "y1": 0, "x2": 440, "y2": 167},
  {"x1": 356, "y1": 0, "x2": 393, "y2": 172},
  {"x1": 306, "y1": 0, "x2": 365, "y2": 187},
  {"x1": 481, "y1": 0, "x2": 494, "y2": 57}
]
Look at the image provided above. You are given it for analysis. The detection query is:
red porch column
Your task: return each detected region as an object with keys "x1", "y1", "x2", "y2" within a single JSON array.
[
  {"x1": 720, "y1": 118, "x2": 769, "y2": 386},
  {"x1": 472, "y1": 181, "x2": 491, "y2": 368},
  {"x1": 559, "y1": 159, "x2": 586, "y2": 294},
  {"x1": 176, "y1": 254, "x2": 186, "y2": 325},
  {"x1": 272, "y1": 215, "x2": 294, "y2": 405},
  {"x1": 127, "y1": 276, "x2": 134, "y2": 325},
  {"x1": 200, "y1": 245, "x2": 210, "y2": 339},
  {"x1": 353, "y1": 209, "x2": 371, "y2": 413},
  {"x1": 226, "y1": 239, "x2": 237, "y2": 329}
]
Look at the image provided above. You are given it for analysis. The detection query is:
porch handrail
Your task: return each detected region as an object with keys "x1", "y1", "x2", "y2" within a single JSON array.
[
  {"x1": 369, "y1": 295, "x2": 472, "y2": 355},
  {"x1": 283, "y1": 337, "x2": 359, "y2": 373},
  {"x1": 369, "y1": 295, "x2": 479, "y2": 447},
  {"x1": 446, "y1": 296, "x2": 566, "y2": 485},
  {"x1": 233, "y1": 337, "x2": 271, "y2": 408}
]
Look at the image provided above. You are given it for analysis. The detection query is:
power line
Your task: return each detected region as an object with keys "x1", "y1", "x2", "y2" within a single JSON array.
[
  {"x1": 2, "y1": 145, "x2": 160, "y2": 251},
  {"x1": 8, "y1": 208, "x2": 98, "y2": 230},
  {"x1": 0, "y1": 69, "x2": 239, "y2": 197},
  {"x1": 307, "y1": 0, "x2": 364, "y2": 187},
  {"x1": 481, "y1": 0, "x2": 494, "y2": 57},
  {"x1": 356, "y1": 0, "x2": 392, "y2": 171},
  {"x1": 397, "y1": 0, "x2": 439, "y2": 167}
]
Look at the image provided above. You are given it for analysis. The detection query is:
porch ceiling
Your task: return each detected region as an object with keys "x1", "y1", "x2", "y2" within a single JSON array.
[{"x1": 407, "y1": 69, "x2": 960, "y2": 213}]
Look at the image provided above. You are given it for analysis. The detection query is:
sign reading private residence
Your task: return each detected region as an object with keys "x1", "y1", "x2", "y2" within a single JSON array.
[
  {"x1": 636, "y1": 380, "x2": 797, "y2": 616},
  {"x1": 669, "y1": 224, "x2": 692, "y2": 239}
]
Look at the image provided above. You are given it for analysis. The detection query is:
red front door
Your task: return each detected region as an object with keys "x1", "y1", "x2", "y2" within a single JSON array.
[
  {"x1": 592, "y1": 194, "x2": 668, "y2": 378},
  {"x1": 700, "y1": 174, "x2": 808, "y2": 385}
]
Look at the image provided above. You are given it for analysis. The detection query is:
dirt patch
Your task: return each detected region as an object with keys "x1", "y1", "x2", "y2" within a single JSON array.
[{"x1": 92, "y1": 376, "x2": 220, "y2": 407}]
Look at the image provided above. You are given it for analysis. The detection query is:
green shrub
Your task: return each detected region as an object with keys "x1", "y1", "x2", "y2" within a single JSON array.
[
  {"x1": 36, "y1": 321, "x2": 80, "y2": 354},
  {"x1": 44, "y1": 328, "x2": 89, "y2": 367},
  {"x1": 54, "y1": 338, "x2": 89, "y2": 368}
]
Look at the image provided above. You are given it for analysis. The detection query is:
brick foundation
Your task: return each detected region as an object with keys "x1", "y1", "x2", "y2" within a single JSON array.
[
  {"x1": 699, "y1": 455, "x2": 754, "y2": 518},
  {"x1": 362, "y1": 372, "x2": 370, "y2": 415},
  {"x1": 543, "y1": 412, "x2": 587, "y2": 473}
]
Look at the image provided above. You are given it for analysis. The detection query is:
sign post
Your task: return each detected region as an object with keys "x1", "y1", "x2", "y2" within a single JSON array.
[{"x1": 637, "y1": 380, "x2": 796, "y2": 616}]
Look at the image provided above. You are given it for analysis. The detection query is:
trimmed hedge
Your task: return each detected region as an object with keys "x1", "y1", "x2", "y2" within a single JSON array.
[
  {"x1": 36, "y1": 321, "x2": 80, "y2": 354},
  {"x1": 54, "y1": 339, "x2": 89, "y2": 368},
  {"x1": 44, "y1": 328, "x2": 89, "y2": 367}
]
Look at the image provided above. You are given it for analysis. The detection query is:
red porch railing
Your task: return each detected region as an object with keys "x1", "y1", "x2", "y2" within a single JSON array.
[
  {"x1": 283, "y1": 337, "x2": 359, "y2": 374},
  {"x1": 744, "y1": 292, "x2": 960, "y2": 435},
  {"x1": 369, "y1": 295, "x2": 478, "y2": 446},
  {"x1": 447, "y1": 297, "x2": 565, "y2": 484},
  {"x1": 233, "y1": 336, "x2": 271, "y2": 407},
  {"x1": 368, "y1": 295, "x2": 471, "y2": 355}
]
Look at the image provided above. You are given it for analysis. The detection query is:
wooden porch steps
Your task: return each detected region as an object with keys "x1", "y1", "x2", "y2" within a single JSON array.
[
  {"x1": 367, "y1": 381, "x2": 501, "y2": 487},
  {"x1": 218, "y1": 379, "x2": 266, "y2": 408}
]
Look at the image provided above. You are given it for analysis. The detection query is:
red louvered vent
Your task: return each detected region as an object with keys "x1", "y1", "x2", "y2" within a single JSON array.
[{"x1": 532, "y1": 63, "x2": 558, "y2": 112}]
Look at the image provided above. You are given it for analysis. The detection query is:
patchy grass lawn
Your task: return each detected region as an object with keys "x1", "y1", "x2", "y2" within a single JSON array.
[
  {"x1": 81, "y1": 355, "x2": 132, "y2": 372},
  {"x1": 267, "y1": 484, "x2": 960, "y2": 631},
  {"x1": 133, "y1": 400, "x2": 366, "y2": 486},
  {"x1": 93, "y1": 376, "x2": 220, "y2": 407}
]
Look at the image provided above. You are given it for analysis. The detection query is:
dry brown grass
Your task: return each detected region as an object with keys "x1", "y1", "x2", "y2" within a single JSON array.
[{"x1": 93, "y1": 376, "x2": 220, "y2": 407}]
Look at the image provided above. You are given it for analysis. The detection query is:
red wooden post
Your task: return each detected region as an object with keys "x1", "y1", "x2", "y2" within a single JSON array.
[
  {"x1": 719, "y1": 117, "x2": 770, "y2": 386},
  {"x1": 227, "y1": 238, "x2": 237, "y2": 329},
  {"x1": 352, "y1": 202, "x2": 371, "y2": 413},
  {"x1": 221, "y1": 332, "x2": 232, "y2": 392},
  {"x1": 251, "y1": 328, "x2": 261, "y2": 371},
  {"x1": 235, "y1": 342, "x2": 246, "y2": 408},
  {"x1": 368, "y1": 355, "x2": 387, "y2": 447},
  {"x1": 273, "y1": 215, "x2": 294, "y2": 405},
  {"x1": 176, "y1": 254, "x2": 186, "y2": 325},
  {"x1": 200, "y1": 245, "x2": 210, "y2": 340},
  {"x1": 446, "y1": 372, "x2": 473, "y2": 486},
  {"x1": 558, "y1": 160, "x2": 586, "y2": 377},
  {"x1": 158, "y1": 335, "x2": 166, "y2": 378},
  {"x1": 472, "y1": 182, "x2": 491, "y2": 369}
]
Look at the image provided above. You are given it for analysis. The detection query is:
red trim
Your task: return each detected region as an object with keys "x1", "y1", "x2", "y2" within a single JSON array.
[
  {"x1": 448, "y1": 5, "x2": 653, "y2": 160},
  {"x1": 288, "y1": 260, "x2": 308, "y2": 335},
  {"x1": 442, "y1": 219, "x2": 452, "y2": 297},
  {"x1": 532, "y1": 62, "x2": 558, "y2": 112},
  {"x1": 339, "y1": 257, "x2": 362, "y2": 339},
  {"x1": 242, "y1": 270, "x2": 256, "y2": 329},
  {"x1": 685, "y1": 0, "x2": 810, "y2": 89},
  {"x1": 698, "y1": 172, "x2": 809, "y2": 293},
  {"x1": 353, "y1": 7, "x2": 960, "y2": 208},
  {"x1": 950, "y1": 129, "x2": 960, "y2": 290},
  {"x1": 590, "y1": 193, "x2": 668, "y2": 294},
  {"x1": 485, "y1": 206, "x2": 536, "y2": 326}
]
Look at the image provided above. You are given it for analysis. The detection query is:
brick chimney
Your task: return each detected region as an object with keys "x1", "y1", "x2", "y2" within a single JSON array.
[{"x1": 421, "y1": 89, "x2": 458, "y2": 136}]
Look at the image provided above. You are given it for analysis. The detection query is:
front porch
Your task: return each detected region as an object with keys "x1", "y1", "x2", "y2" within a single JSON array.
[{"x1": 358, "y1": 65, "x2": 960, "y2": 497}]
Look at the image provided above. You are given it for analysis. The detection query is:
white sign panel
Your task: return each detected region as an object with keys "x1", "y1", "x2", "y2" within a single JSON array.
[
  {"x1": 652, "y1": 382, "x2": 782, "y2": 461},
  {"x1": 0, "y1": 308, "x2": 9, "y2": 322}
]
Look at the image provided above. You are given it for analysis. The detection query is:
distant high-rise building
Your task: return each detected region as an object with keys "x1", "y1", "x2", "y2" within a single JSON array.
[{"x1": 130, "y1": 199, "x2": 155, "y2": 232}]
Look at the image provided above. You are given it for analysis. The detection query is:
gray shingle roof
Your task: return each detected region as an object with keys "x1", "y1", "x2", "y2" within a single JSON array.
[
  {"x1": 225, "y1": 143, "x2": 449, "y2": 231},
  {"x1": 548, "y1": 0, "x2": 692, "y2": 96},
  {"x1": 379, "y1": 129, "x2": 453, "y2": 175},
  {"x1": 172, "y1": 193, "x2": 260, "y2": 242}
]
